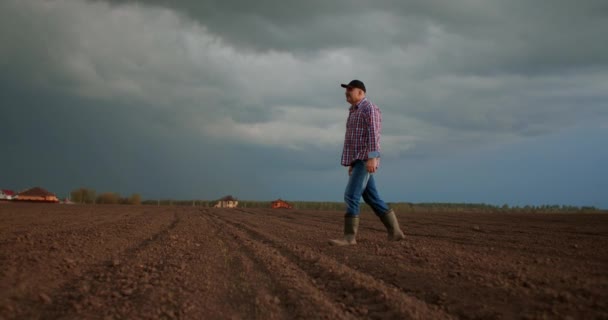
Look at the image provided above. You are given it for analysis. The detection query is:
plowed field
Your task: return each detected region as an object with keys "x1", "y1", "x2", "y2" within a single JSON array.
[{"x1": 1, "y1": 203, "x2": 607, "y2": 319}]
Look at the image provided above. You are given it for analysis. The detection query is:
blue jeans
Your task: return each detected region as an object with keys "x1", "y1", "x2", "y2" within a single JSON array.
[{"x1": 344, "y1": 160, "x2": 390, "y2": 217}]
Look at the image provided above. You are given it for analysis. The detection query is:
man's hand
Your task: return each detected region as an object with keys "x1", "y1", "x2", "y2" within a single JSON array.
[
  {"x1": 366, "y1": 158, "x2": 378, "y2": 173},
  {"x1": 348, "y1": 166, "x2": 353, "y2": 176}
]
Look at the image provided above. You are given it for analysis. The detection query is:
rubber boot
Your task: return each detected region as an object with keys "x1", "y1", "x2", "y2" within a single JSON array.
[
  {"x1": 379, "y1": 209, "x2": 405, "y2": 241},
  {"x1": 329, "y1": 216, "x2": 359, "y2": 246}
]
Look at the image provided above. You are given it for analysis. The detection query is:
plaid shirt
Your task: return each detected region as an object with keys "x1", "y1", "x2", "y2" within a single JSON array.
[{"x1": 341, "y1": 97, "x2": 381, "y2": 166}]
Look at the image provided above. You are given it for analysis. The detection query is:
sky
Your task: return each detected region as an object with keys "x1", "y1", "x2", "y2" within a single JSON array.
[{"x1": 1, "y1": 0, "x2": 607, "y2": 208}]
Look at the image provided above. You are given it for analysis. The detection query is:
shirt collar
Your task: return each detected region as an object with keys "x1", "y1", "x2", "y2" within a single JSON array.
[{"x1": 349, "y1": 97, "x2": 368, "y2": 111}]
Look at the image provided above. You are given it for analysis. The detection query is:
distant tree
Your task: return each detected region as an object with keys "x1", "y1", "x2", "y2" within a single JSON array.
[
  {"x1": 70, "y1": 189, "x2": 83, "y2": 203},
  {"x1": 129, "y1": 193, "x2": 142, "y2": 205},
  {"x1": 581, "y1": 206, "x2": 597, "y2": 211},
  {"x1": 70, "y1": 187, "x2": 96, "y2": 204},
  {"x1": 96, "y1": 192, "x2": 120, "y2": 204}
]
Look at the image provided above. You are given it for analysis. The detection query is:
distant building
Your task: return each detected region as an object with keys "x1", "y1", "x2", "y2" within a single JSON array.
[
  {"x1": 15, "y1": 187, "x2": 59, "y2": 203},
  {"x1": 271, "y1": 199, "x2": 293, "y2": 209},
  {"x1": 214, "y1": 195, "x2": 238, "y2": 208},
  {"x1": 0, "y1": 189, "x2": 15, "y2": 201}
]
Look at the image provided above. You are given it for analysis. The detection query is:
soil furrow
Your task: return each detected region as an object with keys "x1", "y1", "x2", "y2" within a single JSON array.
[
  {"x1": 29, "y1": 210, "x2": 183, "y2": 319},
  {"x1": 206, "y1": 211, "x2": 357, "y2": 320},
  {"x1": 1, "y1": 204, "x2": 606, "y2": 319},
  {"x1": 214, "y1": 210, "x2": 453, "y2": 320},
  {"x1": 181, "y1": 210, "x2": 291, "y2": 319},
  {"x1": 0, "y1": 206, "x2": 150, "y2": 243},
  {"x1": 1, "y1": 208, "x2": 177, "y2": 319},
  {"x1": 223, "y1": 208, "x2": 608, "y2": 319}
]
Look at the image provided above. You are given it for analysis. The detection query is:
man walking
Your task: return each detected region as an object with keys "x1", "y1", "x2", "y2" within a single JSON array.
[{"x1": 330, "y1": 80, "x2": 405, "y2": 246}]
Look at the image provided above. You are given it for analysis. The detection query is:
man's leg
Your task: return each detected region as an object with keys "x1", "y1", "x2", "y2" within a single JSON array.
[
  {"x1": 361, "y1": 174, "x2": 390, "y2": 216},
  {"x1": 344, "y1": 160, "x2": 371, "y2": 216},
  {"x1": 362, "y1": 174, "x2": 405, "y2": 241},
  {"x1": 330, "y1": 160, "x2": 369, "y2": 246}
]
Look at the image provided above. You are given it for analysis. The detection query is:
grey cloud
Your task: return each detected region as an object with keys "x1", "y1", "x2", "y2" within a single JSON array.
[
  {"x1": 1, "y1": 0, "x2": 607, "y2": 208},
  {"x1": 102, "y1": 0, "x2": 608, "y2": 75},
  {"x1": 2, "y1": 0, "x2": 608, "y2": 162},
  {"x1": 0, "y1": 86, "x2": 284, "y2": 200}
]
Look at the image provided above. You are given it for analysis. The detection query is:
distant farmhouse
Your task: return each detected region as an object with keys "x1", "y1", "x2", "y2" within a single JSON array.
[
  {"x1": 271, "y1": 199, "x2": 292, "y2": 209},
  {"x1": 214, "y1": 195, "x2": 238, "y2": 208},
  {"x1": 15, "y1": 187, "x2": 59, "y2": 203},
  {"x1": 0, "y1": 189, "x2": 15, "y2": 201},
  {"x1": 61, "y1": 198, "x2": 75, "y2": 205}
]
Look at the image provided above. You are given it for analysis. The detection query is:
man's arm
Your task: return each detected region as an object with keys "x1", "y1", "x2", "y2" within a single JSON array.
[
  {"x1": 366, "y1": 106, "x2": 381, "y2": 173},
  {"x1": 367, "y1": 106, "x2": 381, "y2": 158}
]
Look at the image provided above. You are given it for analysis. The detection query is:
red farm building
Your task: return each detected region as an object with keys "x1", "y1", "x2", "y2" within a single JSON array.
[
  {"x1": 271, "y1": 199, "x2": 293, "y2": 209},
  {"x1": 0, "y1": 189, "x2": 15, "y2": 201},
  {"x1": 15, "y1": 187, "x2": 59, "y2": 203}
]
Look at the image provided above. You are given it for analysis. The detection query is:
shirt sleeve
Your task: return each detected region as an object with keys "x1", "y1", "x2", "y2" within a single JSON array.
[{"x1": 366, "y1": 106, "x2": 381, "y2": 158}]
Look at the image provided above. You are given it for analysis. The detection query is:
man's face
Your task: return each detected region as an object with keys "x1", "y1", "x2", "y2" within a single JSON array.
[{"x1": 345, "y1": 87, "x2": 364, "y2": 105}]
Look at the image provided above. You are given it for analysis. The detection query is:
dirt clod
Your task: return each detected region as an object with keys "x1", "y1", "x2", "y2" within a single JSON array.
[{"x1": 39, "y1": 293, "x2": 52, "y2": 304}]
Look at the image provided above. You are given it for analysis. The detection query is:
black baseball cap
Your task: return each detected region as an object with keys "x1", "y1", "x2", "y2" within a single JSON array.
[{"x1": 340, "y1": 79, "x2": 366, "y2": 93}]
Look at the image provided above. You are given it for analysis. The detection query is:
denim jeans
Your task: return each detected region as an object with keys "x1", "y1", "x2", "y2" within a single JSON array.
[{"x1": 344, "y1": 160, "x2": 390, "y2": 217}]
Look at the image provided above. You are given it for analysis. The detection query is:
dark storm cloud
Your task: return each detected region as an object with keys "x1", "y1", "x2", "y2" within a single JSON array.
[
  {"x1": 0, "y1": 0, "x2": 608, "y2": 208},
  {"x1": 0, "y1": 83, "x2": 287, "y2": 199},
  {"x1": 3, "y1": 0, "x2": 608, "y2": 153},
  {"x1": 81, "y1": 0, "x2": 608, "y2": 153},
  {"x1": 103, "y1": 0, "x2": 608, "y2": 74}
]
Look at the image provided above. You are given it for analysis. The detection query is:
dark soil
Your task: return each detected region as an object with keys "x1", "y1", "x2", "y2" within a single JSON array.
[{"x1": 1, "y1": 203, "x2": 607, "y2": 319}]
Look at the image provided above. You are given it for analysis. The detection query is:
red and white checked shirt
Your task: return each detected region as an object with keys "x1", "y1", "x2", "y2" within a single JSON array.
[{"x1": 341, "y1": 97, "x2": 382, "y2": 166}]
